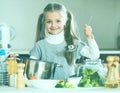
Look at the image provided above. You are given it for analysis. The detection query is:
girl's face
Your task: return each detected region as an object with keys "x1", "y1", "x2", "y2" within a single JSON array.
[{"x1": 45, "y1": 11, "x2": 66, "y2": 35}]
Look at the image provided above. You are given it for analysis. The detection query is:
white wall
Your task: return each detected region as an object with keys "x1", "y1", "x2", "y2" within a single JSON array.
[{"x1": 0, "y1": 0, "x2": 120, "y2": 51}]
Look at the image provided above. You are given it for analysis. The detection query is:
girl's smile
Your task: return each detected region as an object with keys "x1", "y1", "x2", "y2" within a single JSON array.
[{"x1": 45, "y1": 11, "x2": 65, "y2": 35}]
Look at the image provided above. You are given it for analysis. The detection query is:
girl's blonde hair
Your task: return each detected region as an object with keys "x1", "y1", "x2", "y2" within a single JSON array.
[{"x1": 36, "y1": 3, "x2": 80, "y2": 65}]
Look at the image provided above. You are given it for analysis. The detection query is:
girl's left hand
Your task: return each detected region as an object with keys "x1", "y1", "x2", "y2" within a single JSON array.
[{"x1": 84, "y1": 24, "x2": 93, "y2": 39}]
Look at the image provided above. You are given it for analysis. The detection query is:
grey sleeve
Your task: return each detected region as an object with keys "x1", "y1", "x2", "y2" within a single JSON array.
[{"x1": 29, "y1": 43, "x2": 42, "y2": 60}]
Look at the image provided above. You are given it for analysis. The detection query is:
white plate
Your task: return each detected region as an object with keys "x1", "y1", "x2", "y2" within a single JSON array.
[
  {"x1": 68, "y1": 77, "x2": 82, "y2": 87},
  {"x1": 25, "y1": 79, "x2": 58, "y2": 88}
]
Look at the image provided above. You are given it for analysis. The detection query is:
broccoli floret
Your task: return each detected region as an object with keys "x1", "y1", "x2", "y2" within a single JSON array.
[
  {"x1": 55, "y1": 83, "x2": 64, "y2": 88},
  {"x1": 55, "y1": 80, "x2": 75, "y2": 88},
  {"x1": 91, "y1": 80, "x2": 99, "y2": 87},
  {"x1": 84, "y1": 83, "x2": 92, "y2": 87},
  {"x1": 64, "y1": 81, "x2": 75, "y2": 88},
  {"x1": 55, "y1": 80, "x2": 64, "y2": 88}
]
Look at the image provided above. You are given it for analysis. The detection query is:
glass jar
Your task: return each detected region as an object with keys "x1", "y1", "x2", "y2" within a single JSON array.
[{"x1": 77, "y1": 58, "x2": 107, "y2": 86}]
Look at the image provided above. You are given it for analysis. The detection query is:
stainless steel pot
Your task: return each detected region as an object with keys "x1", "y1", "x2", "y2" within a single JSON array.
[{"x1": 24, "y1": 59, "x2": 59, "y2": 80}]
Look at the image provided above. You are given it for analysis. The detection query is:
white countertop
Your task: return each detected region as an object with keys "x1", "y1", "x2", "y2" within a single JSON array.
[
  {"x1": 0, "y1": 86, "x2": 120, "y2": 93},
  {"x1": 100, "y1": 50, "x2": 120, "y2": 54},
  {"x1": 10, "y1": 49, "x2": 120, "y2": 54},
  {"x1": 1, "y1": 79, "x2": 120, "y2": 93},
  {"x1": 10, "y1": 49, "x2": 30, "y2": 54}
]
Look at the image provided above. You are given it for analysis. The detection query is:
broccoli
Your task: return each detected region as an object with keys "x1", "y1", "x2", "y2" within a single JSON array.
[
  {"x1": 78, "y1": 68, "x2": 100, "y2": 87},
  {"x1": 55, "y1": 80, "x2": 75, "y2": 88}
]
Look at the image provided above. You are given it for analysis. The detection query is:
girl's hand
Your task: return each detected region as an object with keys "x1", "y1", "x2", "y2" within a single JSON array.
[{"x1": 84, "y1": 24, "x2": 93, "y2": 39}]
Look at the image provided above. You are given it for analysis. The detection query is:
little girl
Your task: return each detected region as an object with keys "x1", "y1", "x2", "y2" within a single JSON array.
[{"x1": 29, "y1": 3, "x2": 100, "y2": 80}]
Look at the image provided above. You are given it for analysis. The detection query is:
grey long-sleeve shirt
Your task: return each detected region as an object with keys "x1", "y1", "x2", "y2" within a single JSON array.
[{"x1": 30, "y1": 39, "x2": 100, "y2": 79}]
